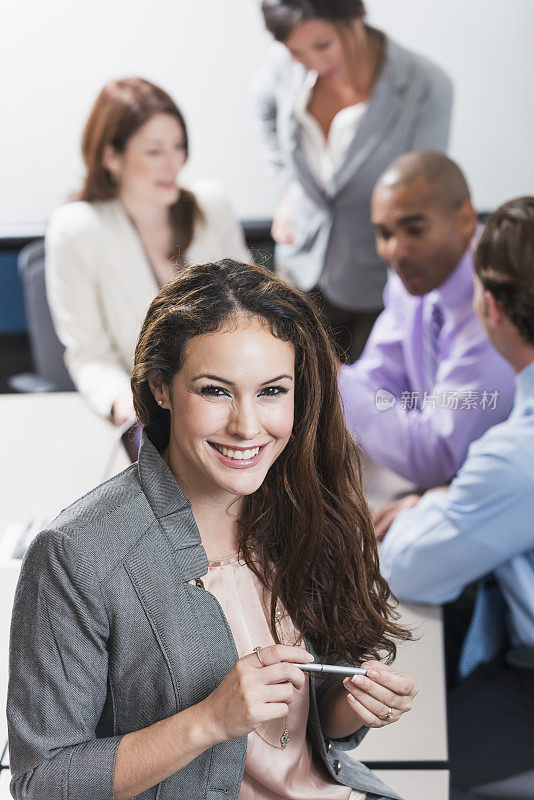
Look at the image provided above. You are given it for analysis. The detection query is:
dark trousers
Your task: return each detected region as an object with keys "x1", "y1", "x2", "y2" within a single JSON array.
[
  {"x1": 311, "y1": 288, "x2": 381, "y2": 364},
  {"x1": 444, "y1": 594, "x2": 534, "y2": 797}
]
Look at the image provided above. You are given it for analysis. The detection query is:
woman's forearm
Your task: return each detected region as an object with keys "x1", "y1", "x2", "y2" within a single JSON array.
[
  {"x1": 114, "y1": 699, "x2": 219, "y2": 800},
  {"x1": 318, "y1": 680, "x2": 364, "y2": 740}
]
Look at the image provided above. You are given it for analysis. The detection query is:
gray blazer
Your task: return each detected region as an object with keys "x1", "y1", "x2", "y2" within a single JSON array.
[
  {"x1": 253, "y1": 35, "x2": 453, "y2": 310},
  {"x1": 8, "y1": 421, "x2": 402, "y2": 800}
]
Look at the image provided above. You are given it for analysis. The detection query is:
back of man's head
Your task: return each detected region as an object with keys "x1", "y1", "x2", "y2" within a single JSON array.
[{"x1": 475, "y1": 197, "x2": 534, "y2": 347}]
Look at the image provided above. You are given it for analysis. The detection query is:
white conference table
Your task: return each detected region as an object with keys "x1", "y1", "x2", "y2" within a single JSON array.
[{"x1": 0, "y1": 393, "x2": 448, "y2": 799}]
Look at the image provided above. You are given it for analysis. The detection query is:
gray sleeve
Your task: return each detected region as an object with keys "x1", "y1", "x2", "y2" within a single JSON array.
[
  {"x1": 8, "y1": 529, "x2": 122, "y2": 800},
  {"x1": 251, "y1": 53, "x2": 293, "y2": 198},
  {"x1": 408, "y1": 62, "x2": 453, "y2": 151}
]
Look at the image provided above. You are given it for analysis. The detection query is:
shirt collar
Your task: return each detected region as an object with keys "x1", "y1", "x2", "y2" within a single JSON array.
[
  {"x1": 294, "y1": 70, "x2": 318, "y2": 122},
  {"x1": 431, "y1": 247, "x2": 474, "y2": 313},
  {"x1": 514, "y1": 360, "x2": 534, "y2": 412}
]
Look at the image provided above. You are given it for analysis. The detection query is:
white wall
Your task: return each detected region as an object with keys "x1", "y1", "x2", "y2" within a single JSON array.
[
  {"x1": 367, "y1": 0, "x2": 534, "y2": 211},
  {"x1": 0, "y1": 0, "x2": 533, "y2": 228}
]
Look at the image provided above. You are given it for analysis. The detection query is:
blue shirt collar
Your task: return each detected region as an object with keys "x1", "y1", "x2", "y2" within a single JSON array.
[{"x1": 514, "y1": 359, "x2": 534, "y2": 412}]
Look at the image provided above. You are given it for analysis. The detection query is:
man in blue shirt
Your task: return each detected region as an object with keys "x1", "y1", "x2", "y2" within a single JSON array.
[{"x1": 380, "y1": 197, "x2": 534, "y2": 798}]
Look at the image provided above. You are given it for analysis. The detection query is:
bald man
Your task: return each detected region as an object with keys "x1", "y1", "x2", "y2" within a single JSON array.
[{"x1": 338, "y1": 151, "x2": 515, "y2": 502}]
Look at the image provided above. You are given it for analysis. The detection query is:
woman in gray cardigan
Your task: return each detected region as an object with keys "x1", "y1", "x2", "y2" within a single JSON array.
[
  {"x1": 255, "y1": 0, "x2": 452, "y2": 361},
  {"x1": 8, "y1": 260, "x2": 417, "y2": 800}
]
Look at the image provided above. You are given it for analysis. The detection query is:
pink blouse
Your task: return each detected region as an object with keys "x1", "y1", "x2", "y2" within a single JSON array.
[{"x1": 194, "y1": 554, "x2": 366, "y2": 800}]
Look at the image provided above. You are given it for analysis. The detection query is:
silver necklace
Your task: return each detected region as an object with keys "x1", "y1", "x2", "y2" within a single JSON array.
[{"x1": 254, "y1": 605, "x2": 290, "y2": 750}]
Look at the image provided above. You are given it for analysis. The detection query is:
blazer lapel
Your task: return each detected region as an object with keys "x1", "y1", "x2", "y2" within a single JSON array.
[
  {"x1": 107, "y1": 200, "x2": 160, "y2": 298},
  {"x1": 285, "y1": 37, "x2": 411, "y2": 201},
  {"x1": 128, "y1": 423, "x2": 238, "y2": 711},
  {"x1": 288, "y1": 116, "x2": 332, "y2": 211},
  {"x1": 134, "y1": 421, "x2": 210, "y2": 583},
  {"x1": 124, "y1": 522, "x2": 188, "y2": 707},
  {"x1": 333, "y1": 36, "x2": 410, "y2": 195}
]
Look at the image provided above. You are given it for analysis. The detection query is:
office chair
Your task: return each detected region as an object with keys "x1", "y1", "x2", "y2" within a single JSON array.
[
  {"x1": 8, "y1": 239, "x2": 74, "y2": 392},
  {"x1": 8, "y1": 222, "x2": 274, "y2": 394},
  {"x1": 470, "y1": 769, "x2": 534, "y2": 799}
]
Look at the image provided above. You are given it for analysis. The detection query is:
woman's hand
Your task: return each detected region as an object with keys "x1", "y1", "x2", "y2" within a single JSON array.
[
  {"x1": 342, "y1": 661, "x2": 418, "y2": 728},
  {"x1": 112, "y1": 392, "x2": 136, "y2": 427},
  {"x1": 271, "y1": 197, "x2": 294, "y2": 245},
  {"x1": 114, "y1": 645, "x2": 310, "y2": 800},
  {"x1": 200, "y1": 644, "x2": 312, "y2": 743}
]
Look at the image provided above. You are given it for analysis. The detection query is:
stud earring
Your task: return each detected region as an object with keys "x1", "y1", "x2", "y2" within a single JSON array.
[{"x1": 158, "y1": 400, "x2": 164, "y2": 407}]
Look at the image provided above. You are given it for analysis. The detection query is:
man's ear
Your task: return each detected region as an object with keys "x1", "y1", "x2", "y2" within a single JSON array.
[
  {"x1": 457, "y1": 199, "x2": 478, "y2": 239},
  {"x1": 485, "y1": 289, "x2": 506, "y2": 328}
]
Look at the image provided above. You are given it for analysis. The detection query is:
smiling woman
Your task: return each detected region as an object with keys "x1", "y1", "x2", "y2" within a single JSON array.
[
  {"x1": 148, "y1": 317, "x2": 295, "y2": 521},
  {"x1": 8, "y1": 259, "x2": 417, "y2": 800}
]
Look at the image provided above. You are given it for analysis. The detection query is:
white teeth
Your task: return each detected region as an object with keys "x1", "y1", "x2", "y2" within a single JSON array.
[{"x1": 216, "y1": 445, "x2": 260, "y2": 460}]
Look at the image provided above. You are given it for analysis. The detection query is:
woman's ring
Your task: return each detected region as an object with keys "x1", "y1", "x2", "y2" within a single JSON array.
[
  {"x1": 253, "y1": 646, "x2": 265, "y2": 666},
  {"x1": 378, "y1": 706, "x2": 395, "y2": 720}
]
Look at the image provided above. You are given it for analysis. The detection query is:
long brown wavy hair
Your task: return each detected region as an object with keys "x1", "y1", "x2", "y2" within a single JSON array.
[
  {"x1": 79, "y1": 77, "x2": 202, "y2": 258},
  {"x1": 131, "y1": 259, "x2": 410, "y2": 663}
]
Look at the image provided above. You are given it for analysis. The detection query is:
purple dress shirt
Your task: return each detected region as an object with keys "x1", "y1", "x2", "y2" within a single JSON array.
[{"x1": 338, "y1": 249, "x2": 516, "y2": 488}]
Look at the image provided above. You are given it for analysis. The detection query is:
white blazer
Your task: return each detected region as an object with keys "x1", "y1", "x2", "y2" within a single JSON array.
[{"x1": 45, "y1": 181, "x2": 250, "y2": 417}]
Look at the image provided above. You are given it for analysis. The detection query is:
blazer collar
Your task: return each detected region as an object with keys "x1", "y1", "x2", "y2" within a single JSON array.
[
  {"x1": 332, "y1": 36, "x2": 410, "y2": 194},
  {"x1": 377, "y1": 34, "x2": 412, "y2": 93},
  {"x1": 136, "y1": 419, "x2": 208, "y2": 578}
]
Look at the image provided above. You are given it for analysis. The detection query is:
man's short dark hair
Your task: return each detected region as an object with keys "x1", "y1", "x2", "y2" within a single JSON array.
[{"x1": 475, "y1": 197, "x2": 534, "y2": 346}]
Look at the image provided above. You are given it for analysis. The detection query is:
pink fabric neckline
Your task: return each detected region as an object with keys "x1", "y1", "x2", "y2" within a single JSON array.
[
  {"x1": 197, "y1": 552, "x2": 362, "y2": 799},
  {"x1": 207, "y1": 552, "x2": 240, "y2": 567}
]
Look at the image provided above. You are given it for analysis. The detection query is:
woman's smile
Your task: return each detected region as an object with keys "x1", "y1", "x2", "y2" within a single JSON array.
[
  {"x1": 154, "y1": 317, "x2": 295, "y2": 503},
  {"x1": 209, "y1": 441, "x2": 270, "y2": 468}
]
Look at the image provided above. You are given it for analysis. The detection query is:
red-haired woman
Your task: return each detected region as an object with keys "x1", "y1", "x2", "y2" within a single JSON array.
[
  {"x1": 9, "y1": 259, "x2": 417, "y2": 800},
  {"x1": 46, "y1": 77, "x2": 249, "y2": 425}
]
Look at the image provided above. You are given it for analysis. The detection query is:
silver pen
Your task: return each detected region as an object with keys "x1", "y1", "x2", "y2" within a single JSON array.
[{"x1": 290, "y1": 663, "x2": 368, "y2": 676}]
